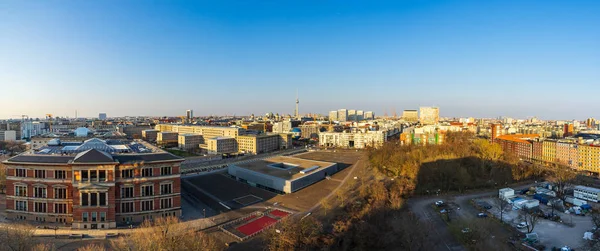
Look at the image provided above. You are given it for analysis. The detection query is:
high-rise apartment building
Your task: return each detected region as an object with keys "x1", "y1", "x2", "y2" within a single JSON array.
[
  {"x1": 364, "y1": 111, "x2": 374, "y2": 120},
  {"x1": 328, "y1": 111, "x2": 338, "y2": 121},
  {"x1": 186, "y1": 110, "x2": 193, "y2": 123},
  {"x1": 419, "y1": 107, "x2": 439, "y2": 125},
  {"x1": 337, "y1": 109, "x2": 348, "y2": 122},
  {"x1": 564, "y1": 124, "x2": 574, "y2": 137},
  {"x1": 98, "y1": 113, "x2": 107, "y2": 120},
  {"x1": 402, "y1": 110, "x2": 418, "y2": 122},
  {"x1": 490, "y1": 123, "x2": 503, "y2": 142}
]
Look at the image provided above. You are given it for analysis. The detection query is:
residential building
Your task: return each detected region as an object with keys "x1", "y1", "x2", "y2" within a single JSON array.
[
  {"x1": 178, "y1": 134, "x2": 203, "y2": 150},
  {"x1": 186, "y1": 110, "x2": 193, "y2": 123},
  {"x1": 532, "y1": 139, "x2": 543, "y2": 163},
  {"x1": 155, "y1": 125, "x2": 244, "y2": 139},
  {"x1": 348, "y1": 110, "x2": 357, "y2": 121},
  {"x1": 542, "y1": 140, "x2": 557, "y2": 163},
  {"x1": 237, "y1": 134, "x2": 289, "y2": 154},
  {"x1": 402, "y1": 110, "x2": 418, "y2": 122},
  {"x1": 206, "y1": 136, "x2": 237, "y2": 154},
  {"x1": 578, "y1": 144, "x2": 600, "y2": 174},
  {"x1": 490, "y1": 123, "x2": 503, "y2": 142},
  {"x1": 564, "y1": 124, "x2": 574, "y2": 137},
  {"x1": 328, "y1": 111, "x2": 338, "y2": 121},
  {"x1": 0, "y1": 130, "x2": 17, "y2": 141},
  {"x1": 495, "y1": 134, "x2": 539, "y2": 161},
  {"x1": 556, "y1": 140, "x2": 579, "y2": 169},
  {"x1": 2, "y1": 138, "x2": 184, "y2": 229},
  {"x1": 319, "y1": 130, "x2": 387, "y2": 149},
  {"x1": 299, "y1": 123, "x2": 321, "y2": 139},
  {"x1": 419, "y1": 107, "x2": 439, "y2": 125},
  {"x1": 364, "y1": 111, "x2": 374, "y2": 120},
  {"x1": 99, "y1": 113, "x2": 107, "y2": 120},
  {"x1": 337, "y1": 109, "x2": 348, "y2": 122}
]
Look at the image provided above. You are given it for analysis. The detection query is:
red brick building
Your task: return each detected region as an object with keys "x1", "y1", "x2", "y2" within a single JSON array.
[
  {"x1": 2, "y1": 138, "x2": 183, "y2": 229},
  {"x1": 495, "y1": 134, "x2": 539, "y2": 161}
]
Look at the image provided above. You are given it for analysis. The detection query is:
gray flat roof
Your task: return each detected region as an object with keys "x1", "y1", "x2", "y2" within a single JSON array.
[{"x1": 232, "y1": 156, "x2": 335, "y2": 180}]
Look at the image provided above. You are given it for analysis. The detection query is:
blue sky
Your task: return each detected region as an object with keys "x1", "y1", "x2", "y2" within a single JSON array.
[{"x1": 1, "y1": 1, "x2": 599, "y2": 120}]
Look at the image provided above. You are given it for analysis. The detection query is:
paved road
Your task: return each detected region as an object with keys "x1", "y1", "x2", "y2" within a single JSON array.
[{"x1": 306, "y1": 159, "x2": 363, "y2": 214}]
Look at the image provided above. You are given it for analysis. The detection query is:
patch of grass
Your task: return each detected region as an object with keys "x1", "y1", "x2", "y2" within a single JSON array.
[{"x1": 166, "y1": 149, "x2": 198, "y2": 157}]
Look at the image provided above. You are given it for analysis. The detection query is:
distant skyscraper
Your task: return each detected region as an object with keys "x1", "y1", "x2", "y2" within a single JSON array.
[
  {"x1": 348, "y1": 110, "x2": 357, "y2": 121},
  {"x1": 364, "y1": 111, "x2": 374, "y2": 120},
  {"x1": 564, "y1": 123, "x2": 574, "y2": 137},
  {"x1": 329, "y1": 111, "x2": 338, "y2": 121},
  {"x1": 186, "y1": 110, "x2": 193, "y2": 122},
  {"x1": 356, "y1": 110, "x2": 364, "y2": 121},
  {"x1": 99, "y1": 113, "x2": 107, "y2": 120},
  {"x1": 419, "y1": 107, "x2": 439, "y2": 125},
  {"x1": 337, "y1": 109, "x2": 348, "y2": 122}
]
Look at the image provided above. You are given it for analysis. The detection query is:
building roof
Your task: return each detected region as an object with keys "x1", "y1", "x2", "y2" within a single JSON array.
[
  {"x1": 231, "y1": 156, "x2": 336, "y2": 180},
  {"x1": 113, "y1": 153, "x2": 182, "y2": 164},
  {"x1": 73, "y1": 149, "x2": 116, "y2": 163},
  {"x1": 496, "y1": 134, "x2": 540, "y2": 144},
  {"x1": 5, "y1": 155, "x2": 74, "y2": 164}
]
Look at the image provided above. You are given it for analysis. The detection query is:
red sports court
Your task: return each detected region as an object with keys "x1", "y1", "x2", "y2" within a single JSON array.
[{"x1": 236, "y1": 216, "x2": 278, "y2": 236}]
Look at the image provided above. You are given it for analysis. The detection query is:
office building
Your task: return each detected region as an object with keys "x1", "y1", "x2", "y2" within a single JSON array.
[
  {"x1": 141, "y1": 129, "x2": 159, "y2": 143},
  {"x1": 348, "y1": 110, "x2": 357, "y2": 121},
  {"x1": 319, "y1": 130, "x2": 387, "y2": 149},
  {"x1": 99, "y1": 113, "x2": 107, "y2": 120},
  {"x1": 155, "y1": 125, "x2": 244, "y2": 139},
  {"x1": 2, "y1": 138, "x2": 184, "y2": 229},
  {"x1": 419, "y1": 107, "x2": 439, "y2": 125},
  {"x1": 186, "y1": 110, "x2": 193, "y2": 123},
  {"x1": 364, "y1": 111, "x2": 374, "y2": 120},
  {"x1": 206, "y1": 136, "x2": 237, "y2": 154},
  {"x1": 157, "y1": 132, "x2": 179, "y2": 146},
  {"x1": 402, "y1": 110, "x2": 418, "y2": 122},
  {"x1": 237, "y1": 134, "x2": 291, "y2": 154},
  {"x1": 0, "y1": 130, "x2": 17, "y2": 141},
  {"x1": 178, "y1": 134, "x2": 203, "y2": 150}
]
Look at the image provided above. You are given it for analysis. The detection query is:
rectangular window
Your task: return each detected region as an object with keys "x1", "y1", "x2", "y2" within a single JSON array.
[
  {"x1": 121, "y1": 169, "x2": 134, "y2": 179},
  {"x1": 142, "y1": 168, "x2": 153, "y2": 177},
  {"x1": 99, "y1": 170, "x2": 106, "y2": 181},
  {"x1": 34, "y1": 202, "x2": 47, "y2": 213},
  {"x1": 99, "y1": 193, "x2": 107, "y2": 206},
  {"x1": 91, "y1": 212, "x2": 97, "y2": 222},
  {"x1": 81, "y1": 193, "x2": 89, "y2": 206},
  {"x1": 141, "y1": 200, "x2": 153, "y2": 211},
  {"x1": 90, "y1": 170, "x2": 98, "y2": 181},
  {"x1": 54, "y1": 170, "x2": 66, "y2": 179},
  {"x1": 121, "y1": 187, "x2": 134, "y2": 198},
  {"x1": 90, "y1": 193, "x2": 98, "y2": 206},
  {"x1": 83, "y1": 212, "x2": 88, "y2": 222},
  {"x1": 54, "y1": 188, "x2": 67, "y2": 199},
  {"x1": 15, "y1": 201, "x2": 27, "y2": 211},
  {"x1": 141, "y1": 185, "x2": 154, "y2": 197},
  {"x1": 16, "y1": 168, "x2": 26, "y2": 177},
  {"x1": 15, "y1": 185, "x2": 27, "y2": 197},
  {"x1": 121, "y1": 202, "x2": 134, "y2": 213},
  {"x1": 160, "y1": 198, "x2": 172, "y2": 209},
  {"x1": 160, "y1": 183, "x2": 172, "y2": 195},
  {"x1": 34, "y1": 187, "x2": 47, "y2": 198},
  {"x1": 161, "y1": 166, "x2": 172, "y2": 176},
  {"x1": 35, "y1": 170, "x2": 46, "y2": 179},
  {"x1": 100, "y1": 212, "x2": 106, "y2": 222},
  {"x1": 54, "y1": 203, "x2": 67, "y2": 214},
  {"x1": 82, "y1": 171, "x2": 89, "y2": 181}
]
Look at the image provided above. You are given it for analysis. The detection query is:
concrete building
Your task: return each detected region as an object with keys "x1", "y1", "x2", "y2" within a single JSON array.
[
  {"x1": 2, "y1": 138, "x2": 183, "y2": 229},
  {"x1": 490, "y1": 123, "x2": 503, "y2": 142},
  {"x1": 348, "y1": 110, "x2": 357, "y2": 121},
  {"x1": 237, "y1": 134, "x2": 290, "y2": 154},
  {"x1": 337, "y1": 109, "x2": 348, "y2": 122},
  {"x1": 178, "y1": 134, "x2": 203, "y2": 150},
  {"x1": 186, "y1": 110, "x2": 193, "y2": 123},
  {"x1": 155, "y1": 125, "x2": 244, "y2": 139},
  {"x1": 419, "y1": 107, "x2": 439, "y2": 125},
  {"x1": 556, "y1": 140, "x2": 579, "y2": 169},
  {"x1": 356, "y1": 110, "x2": 364, "y2": 121},
  {"x1": 564, "y1": 124, "x2": 574, "y2": 137},
  {"x1": 578, "y1": 144, "x2": 600, "y2": 174},
  {"x1": 574, "y1": 185, "x2": 600, "y2": 202},
  {"x1": 299, "y1": 123, "x2": 321, "y2": 139},
  {"x1": 364, "y1": 111, "x2": 374, "y2": 120},
  {"x1": 99, "y1": 113, "x2": 107, "y2": 121},
  {"x1": 319, "y1": 130, "x2": 387, "y2": 149},
  {"x1": 141, "y1": 129, "x2": 159, "y2": 143},
  {"x1": 542, "y1": 140, "x2": 557, "y2": 163},
  {"x1": 157, "y1": 132, "x2": 179, "y2": 146},
  {"x1": 228, "y1": 156, "x2": 338, "y2": 194},
  {"x1": 206, "y1": 136, "x2": 237, "y2": 155},
  {"x1": 328, "y1": 111, "x2": 338, "y2": 121},
  {"x1": 402, "y1": 110, "x2": 418, "y2": 122},
  {"x1": 0, "y1": 130, "x2": 17, "y2": 141}
]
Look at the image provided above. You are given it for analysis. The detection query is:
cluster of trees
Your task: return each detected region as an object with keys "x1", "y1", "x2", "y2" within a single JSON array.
[
  {"x1": 0, "y1": 141, "x2": 26, "y2": 155},
  {"x1": 0, "y1": 161, "x2": 6, "y2": 193}
]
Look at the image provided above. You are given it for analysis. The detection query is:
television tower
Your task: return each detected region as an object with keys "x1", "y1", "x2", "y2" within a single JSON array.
[{"x1": 294, "y1": 90, "x2": 299, "y2": 119}]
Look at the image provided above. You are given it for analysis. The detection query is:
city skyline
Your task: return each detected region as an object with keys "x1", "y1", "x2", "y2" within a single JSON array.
[{"x1": 1, "y1": 1, "x2": 599, "y2": 120}]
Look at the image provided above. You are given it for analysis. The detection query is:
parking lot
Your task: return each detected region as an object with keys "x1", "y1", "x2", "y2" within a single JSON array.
[{"x1": 477, "y1": 195, "x2": 594, "y2": 249}]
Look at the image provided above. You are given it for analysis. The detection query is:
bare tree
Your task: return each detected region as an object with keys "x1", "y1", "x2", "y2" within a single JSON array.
[
  {"x1": 266, "y1": 217, "x2": 323, "y2": 251},
  {"x1": 519, "y1": 208, "x2": 540, "y2": 233},
  {"x1": 111, "y1": 216, "x2": 221, "y2": 251},
  {"x1": 547, "y1": 163, "x2": 576, "y2": 201},
  {"x1": 0, "y1": 162, "x2": 6, "y2": 193},
  {"x1": 320, "y1": 198, "x2": 331, "y2": 216},
  {"x1": 496, "y1": 197, "x2": 509, "y2": 223},
  {"x1": 77, "y1": 244, "x2": 106, "y2": 251},
  {"x1": 591, "y1": 210, "x2": 600, "y2": 231},
  {"x1": 0, "y1": 224, "x2": 37, "y2": 251}
]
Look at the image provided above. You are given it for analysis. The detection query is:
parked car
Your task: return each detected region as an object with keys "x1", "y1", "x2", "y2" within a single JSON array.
[
  {"x1": 435, "y1": 201, "x2": 444, "y2": 207},
  {"x1": 440, "y1": 209, "x2": 448, "y2": 214},
  {"x1": 477, "y1": 213, "x2": 488, "y2": 218},
  {"x1": 517, "y1": 222, "x2": 528, "y2": 229}
]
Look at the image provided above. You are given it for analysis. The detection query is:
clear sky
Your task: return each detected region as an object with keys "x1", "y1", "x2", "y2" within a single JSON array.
[{"x1": 1, "y1": 1, "x2": 599, "y2": 120}]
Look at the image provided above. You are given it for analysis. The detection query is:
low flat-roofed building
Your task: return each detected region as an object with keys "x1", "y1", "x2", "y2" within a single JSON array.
[
  {"x1": 228, "y1": 156, "x2": 338, "y2": 193},
  {"x1": 237, "y1": 133, "x2": 289, "y2": 154},
  {"x1": 0, "y1": 130, "x2": 17, "y2": 141},
  {"x1": 178, "y1": 134, "x2": 203, "y2": 150},
  {"x1": 206, "y1": 136, "x2": 237, "y2": 154},
  {"x1": 142, "y1": 129, "x2": 159, "y2": 142}
]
